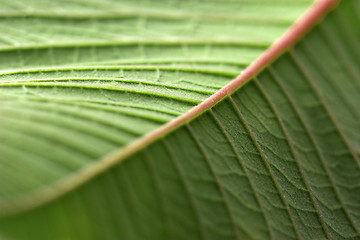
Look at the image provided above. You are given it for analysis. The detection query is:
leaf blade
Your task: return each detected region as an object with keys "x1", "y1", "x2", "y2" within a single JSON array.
[{"x1": 3, "y1": 0, "x2": 360, "y2": 240}]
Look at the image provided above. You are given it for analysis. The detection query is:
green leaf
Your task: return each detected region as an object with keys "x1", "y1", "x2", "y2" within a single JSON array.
[
  {"x1": 0, "y1": 0, "x2": 311, "y2": 204},
  {"x1": 1, "y1": 0, "x2": 360, "y2": 240}
]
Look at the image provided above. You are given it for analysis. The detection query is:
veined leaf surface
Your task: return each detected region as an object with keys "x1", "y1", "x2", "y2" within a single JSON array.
[
  {"x1": 0, "y1": 0, "x2": 312, "y2": 204},
  {"x1": 1, "y1": 0, "x2": 360, "y2": 240}
]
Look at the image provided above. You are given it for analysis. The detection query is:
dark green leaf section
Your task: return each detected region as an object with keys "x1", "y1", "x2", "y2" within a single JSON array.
[{"x1": 1, "y1": 1, "x2": 360, "y2": 239}]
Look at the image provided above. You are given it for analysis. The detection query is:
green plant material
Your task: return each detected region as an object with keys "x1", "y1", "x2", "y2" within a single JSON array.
[
  {"x1": 1, "y1": 0, "x2": 360, "y2": 240},
  {"x1": 0, "y1": 0, "x2": 311, "y2": 203}
]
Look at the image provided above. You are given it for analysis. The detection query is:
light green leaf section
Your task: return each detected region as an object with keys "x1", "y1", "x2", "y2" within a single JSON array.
[
  {"x1": 0, "y1": 0, "x2": 312, "y2": 202},
  {"x1": 1, "y1": 0, "x2": 360, "y2": 240}
]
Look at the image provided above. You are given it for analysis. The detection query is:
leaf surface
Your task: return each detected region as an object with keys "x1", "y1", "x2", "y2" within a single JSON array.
[
  {"x1": 0, "y1": 0, "x2": 312, "y2": 202},
  {"x1": 1, "y1": 0, "x2": 360, "y2": 240}
]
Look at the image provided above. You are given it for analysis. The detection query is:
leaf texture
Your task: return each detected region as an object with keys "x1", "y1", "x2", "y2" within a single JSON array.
[
  {"x1": 1, "y1": 0, "x2": 360, "y2": 240},
  {"x1": 0, "y1": 0, "x2": 312, "y2": 203}
]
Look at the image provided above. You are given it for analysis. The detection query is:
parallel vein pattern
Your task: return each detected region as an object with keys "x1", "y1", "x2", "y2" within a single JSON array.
[
  {"x1": 0, "y1": 0, "x2": 312, "y2": 202},
  {"x1": 1, "y1": 1, "x2": 360, "y2": 240}
]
